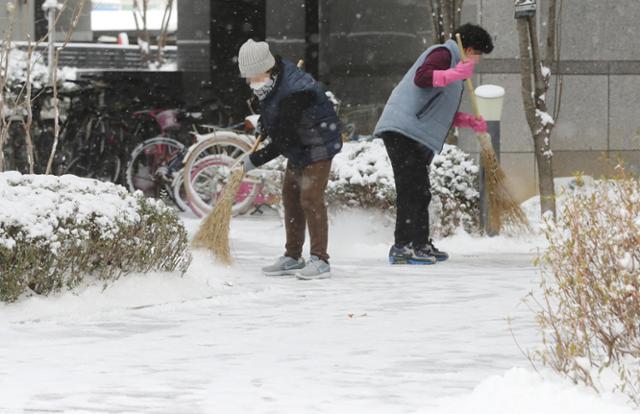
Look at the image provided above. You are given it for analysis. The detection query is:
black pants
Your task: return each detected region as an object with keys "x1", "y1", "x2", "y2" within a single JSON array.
[{"x1": 382, "y1": 132, "x2": 434, "y2": 247}]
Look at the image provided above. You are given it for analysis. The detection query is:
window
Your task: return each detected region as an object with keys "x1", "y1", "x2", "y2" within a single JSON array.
[{"x1": 91, "y1": 0, "x2": 178, "y2": 32}]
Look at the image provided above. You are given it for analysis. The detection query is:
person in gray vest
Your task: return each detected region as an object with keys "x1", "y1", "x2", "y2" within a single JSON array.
[
  {"x1": 374, "y1": 23, "x2": 494, "y2": 265},
  {"x1": 237, "y1": 39, "x2": 343, "y2": 279}
]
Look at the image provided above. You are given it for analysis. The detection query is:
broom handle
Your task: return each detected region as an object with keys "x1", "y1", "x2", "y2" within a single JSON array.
[
  {"x1": 249, "y1": 134, "x2": 264, "y2": 153},
  {"x1": 455, "y1": 33, "x2": 481, "y2": 119}
]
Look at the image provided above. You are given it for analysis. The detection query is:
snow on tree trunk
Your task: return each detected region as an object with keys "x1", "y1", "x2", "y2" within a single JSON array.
[{"x1": 516, "y1": 2, "x2": 561, "y2": 218}]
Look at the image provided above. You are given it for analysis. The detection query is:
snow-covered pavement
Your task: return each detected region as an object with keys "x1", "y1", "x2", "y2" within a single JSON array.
[{"x1": 0, "y1": 212, "x2": 634, "y2": 413}]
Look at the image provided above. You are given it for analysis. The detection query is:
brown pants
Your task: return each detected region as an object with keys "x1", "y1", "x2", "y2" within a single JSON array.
[{"x1": 282, "y1": 159, "x2": 332, "y2": 262}]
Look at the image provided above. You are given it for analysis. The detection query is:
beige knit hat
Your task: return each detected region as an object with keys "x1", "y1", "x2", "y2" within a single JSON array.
[{"x1": 238, "y1": 39, "x2": 276, "y2": 78}]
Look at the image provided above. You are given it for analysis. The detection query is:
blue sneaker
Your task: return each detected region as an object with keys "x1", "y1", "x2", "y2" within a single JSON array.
[
  {"x1": 414, "y1": 240, "x2": 449, "y2": 262},
  {"x1": 388, "y1": 244, "x2": 436, "y2": 265}
]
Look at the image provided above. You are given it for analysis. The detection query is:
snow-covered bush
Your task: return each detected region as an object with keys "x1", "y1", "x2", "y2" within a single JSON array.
[
  {"x1": 326, "y1": 139, "x2": 480, "y2": 236},
  {"x1": 428, "y1": 144, "x2": 480, "y2": 236},
  {"x1": 535, "y1": 167, "x2": 640, "y2": 405},
  {"x1": 327, "y1": 139, "x2": 396, "y2": 211},
  {"x1": 4, "y1": 47, "x2": 76, "y2": 90},
  {"x1": 0, "y1": 172, "x2": 191, "y2": 302}
]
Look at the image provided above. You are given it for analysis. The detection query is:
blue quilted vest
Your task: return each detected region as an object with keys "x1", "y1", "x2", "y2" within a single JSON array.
[
  {"x1": 374, "y1": 39, "x2": 464, "y2": 153},
  {"x1": 259, "y1": 59, "x2": 342, "y2": 166}
]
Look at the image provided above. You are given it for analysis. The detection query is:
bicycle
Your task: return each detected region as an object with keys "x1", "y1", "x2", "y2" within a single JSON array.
[
  {"x1": 180, "y1": 126, "x2": 289, "y2": 218},
  {"x1": 179, "y1": 89, "x2": 354, "y2": 217},
  {"x1": 60, "y1": 81, "x2": 126, "y2": 183},
  {"x1": 125, "y1": 105, "x2": 255, "y2": 212}
]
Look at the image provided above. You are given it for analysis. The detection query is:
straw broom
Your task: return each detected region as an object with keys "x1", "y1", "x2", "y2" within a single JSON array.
[
  {"x1": 192, "y1": 135, "x2": 263, "y2": 264},
  {"x1": 455, "y1": 34, "x2": 529, "y2": 234}
]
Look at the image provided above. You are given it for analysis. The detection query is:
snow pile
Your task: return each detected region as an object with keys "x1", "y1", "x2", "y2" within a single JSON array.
[
  {"x1": 0, "y1": 172, "x2": 191, "y2": 302},
  {"x1": 426, "y1": 368, "x2": 634, "y2": 414},
  {"x1": 327, "y1": 139, "x2": 480, "y2": 236}
]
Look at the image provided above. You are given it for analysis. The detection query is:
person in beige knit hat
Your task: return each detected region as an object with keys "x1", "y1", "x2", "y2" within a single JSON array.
[{"x1": 236, "y1": 39, "x2": 343, "y2": 280}]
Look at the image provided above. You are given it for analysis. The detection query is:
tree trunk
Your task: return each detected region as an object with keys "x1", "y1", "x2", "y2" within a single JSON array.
[
  {"x1": 46, "y1": 0, "x2": 87, "y2": 174},
  {"x1": 0, "y1": 3, "x2": 18, "y2": 172},
  {"x1": 534, "y1": 133, "x2": 556, "y2": 216},
  {"x1": 23, "y1": 41, "x2": 35, "y2": 174},
  {"x1": 516, "y1": 12, "x2": 558, "y2": 218},
  {"x1": 427, "y1": 0, "x2": 465, "y2": 44}
]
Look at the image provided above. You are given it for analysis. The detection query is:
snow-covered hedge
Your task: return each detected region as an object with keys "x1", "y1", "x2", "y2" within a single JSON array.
[
  {"x1": 0, "y1": 173, "x2": 191, "y2": 302},
  {"x1": 258, "y1": 139, "x2": 480, "y2": 236},
  {"x1": 427, "y1": 144, "x2": 481, "y2": 236},
  {"x1": 326, "y1": 139, "x2": 480, "y2": 237},
  {"x1": 535, "y1": 168, "x2": 640, "y2": 405},
  {"x1": 5, "y1": 47, "x2": 76, "y2": 91}
]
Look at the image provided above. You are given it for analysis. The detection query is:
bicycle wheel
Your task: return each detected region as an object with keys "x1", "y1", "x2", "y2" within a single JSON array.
[
  {"x1": 126, "y1": 136, "x2": 185, "y2": 199},
  {"x1": 64, "y1": 154, "x2": 91, "y2": 178},
  {"x1": 94, "y1": 153, "x2": 122, "y2": 182},
  {"x1": 171, "y1": 169, "x2": 191, "y2": 213},
  {"x1": 65, "y1": 153, "x2": 120, "y2": 183},
  {"x1": 182, "y1": 132, "x2": 261, "y2": 217}
]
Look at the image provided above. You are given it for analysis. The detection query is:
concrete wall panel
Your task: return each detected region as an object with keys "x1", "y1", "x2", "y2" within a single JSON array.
[
  {"x1": 478, "y1": 0, "x2": 518, "y2": 60},
  {"x1": 500, "y1": 152, "x2": 537, "y2": 203},
  {"x1": 552, "y1": 76, "x2": 608, "y2": 151},
  {"x1": 609, "y1": 76, "x2": 640, "y2": 151}
]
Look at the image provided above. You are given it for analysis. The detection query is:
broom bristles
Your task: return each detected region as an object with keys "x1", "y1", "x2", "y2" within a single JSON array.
[
  {"x1": 192, "y1": 168, "x2": 245, "y2": 264},
  {"x1": 478, "y1": 133, "x2": 530, "y2": 235}
]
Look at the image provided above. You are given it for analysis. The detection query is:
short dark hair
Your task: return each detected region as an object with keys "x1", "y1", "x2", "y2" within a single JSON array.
[{"x1": 455, "y1": 23, "x2": 494, "y2": 54}]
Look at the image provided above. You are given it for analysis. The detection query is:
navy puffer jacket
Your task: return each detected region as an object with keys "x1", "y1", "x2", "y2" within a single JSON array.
[{"x1": 250, "y1": 58, "x2": 342, "y2": 168}]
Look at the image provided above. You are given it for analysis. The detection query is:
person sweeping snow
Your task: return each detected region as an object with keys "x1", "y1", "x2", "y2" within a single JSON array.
[
  {"x1": 237, "y1": 39, "x2": 342, "y2": 280},
  {"x1": 374, "y1": 23, "x2": 494, "y2": 265}
]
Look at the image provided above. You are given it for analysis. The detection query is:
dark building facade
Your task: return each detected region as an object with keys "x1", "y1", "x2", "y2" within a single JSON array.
[
  {"x1": 176, "y1": 0, "x2": 434, "y2": 124},
  {"x1": 178, "y1": 0, "x2": 266, "y2": 119},
  {"x1": 173, "y1": 0, "x2": 640, "y2": 202}
]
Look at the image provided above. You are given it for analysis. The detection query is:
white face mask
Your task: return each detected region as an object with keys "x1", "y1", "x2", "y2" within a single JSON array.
[{"x1": 250, "y1": 78, "x2": 273, "y2": 91}]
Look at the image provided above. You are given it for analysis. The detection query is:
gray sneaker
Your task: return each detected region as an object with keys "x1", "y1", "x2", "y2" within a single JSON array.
[
  {"x1": 296, "y1": 256, "x2": 331, "y2": 280},
  {"x1": 262, "y1": 256, "x2": 305, "y2": 276}
]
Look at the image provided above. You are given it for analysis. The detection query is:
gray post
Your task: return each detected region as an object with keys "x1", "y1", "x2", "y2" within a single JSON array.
[
  {"x1": 42, "y1": 0, "x2": 59, "y2": 85},
  {"x1": 479, "y1": 121, "x2": 501, "y2": 236}
]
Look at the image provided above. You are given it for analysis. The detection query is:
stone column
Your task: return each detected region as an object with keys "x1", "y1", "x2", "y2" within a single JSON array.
[{"x1": 177, "y1": 0, "x2": 212, "y2": 102}]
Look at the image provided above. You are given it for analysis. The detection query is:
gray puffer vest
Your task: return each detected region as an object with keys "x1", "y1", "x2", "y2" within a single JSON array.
[{"x1": 374, "y1": 39, "x2": 464, "y2": 153}]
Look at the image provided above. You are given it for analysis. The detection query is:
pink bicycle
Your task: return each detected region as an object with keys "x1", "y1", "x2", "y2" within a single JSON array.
[{"x1": 181, "y1": 124, "x2": 282, "y2": 217}]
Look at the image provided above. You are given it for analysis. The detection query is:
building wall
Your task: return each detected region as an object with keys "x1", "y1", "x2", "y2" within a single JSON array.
[
  {"x1": 266, "y1": 0, "x2": 307, "y2": 66},
  {"x1": 177, "y1": 0, "x2": 212, "y2": 102},
  {"x1": 311, "y1": 0, "x2": 640, "y2": 202},
  {"x1": 461, "y1": 0, "x2": 640, "y2": 202},
  {"x1": 2, "y1": 0, "x2": 92, "y2": 42},
  {"x1": 0, "y1": 1, "x2": 36, "y2": 41},
  {"x1": 10, "y1": 1, "x2": 634, "y2": 203},
  {"x1": 53, "y1": 0, "x2": 93, "y2": 41}
]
